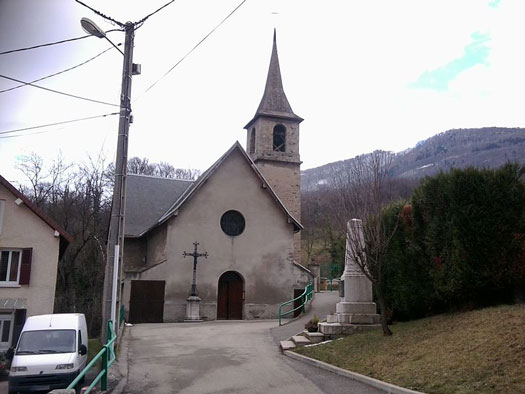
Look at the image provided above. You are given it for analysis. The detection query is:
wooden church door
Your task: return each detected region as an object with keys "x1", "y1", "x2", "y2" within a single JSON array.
[{"x1": 217, "y1": 271, "x2": 243, "y2": 319}]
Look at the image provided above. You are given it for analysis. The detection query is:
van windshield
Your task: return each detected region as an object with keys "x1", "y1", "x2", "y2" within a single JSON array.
[{"x1": 17, "y1": 330, "x2": 76, "y2": 354}]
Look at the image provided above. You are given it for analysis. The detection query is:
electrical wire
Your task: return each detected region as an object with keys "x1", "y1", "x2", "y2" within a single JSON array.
[
  {"x1": 135, "y1": 0, "x2": 176, "y2": 25},
  {"x1": 0, "y1": 112, "x2": 119, "y2": 137},
  {"x1": 137, "y1": 0, "x2": 248, "y2": 99},
  {"x1": 0, "y1": 45, "x2": 119, "y2": 94},
  {"x1": 0, "y1": 35, "x2": 90, "y2": 56},
  {"x1": 0, "y1": 75, "x2": 119, "y2": 107},
  {"x1": 74, "y1": 0, "x2": 124, "y2": 27},
  {"x1": 0, "y1": 29, "x2": 122, "y2": 56}
]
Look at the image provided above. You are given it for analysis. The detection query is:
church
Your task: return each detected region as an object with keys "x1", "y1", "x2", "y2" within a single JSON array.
[{"x1": 121, "y1": 32, "x2": 311, "y2": 323}]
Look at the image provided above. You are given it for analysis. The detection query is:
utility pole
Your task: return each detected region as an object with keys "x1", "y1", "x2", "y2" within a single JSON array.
[{"x1": 101, "y1": 21, "x2": 135, "y2": 342}]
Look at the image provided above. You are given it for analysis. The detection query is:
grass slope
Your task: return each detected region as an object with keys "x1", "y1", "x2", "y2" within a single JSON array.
[{"x1": 294, "y1": 304, "x2": 525, "y2": 394}]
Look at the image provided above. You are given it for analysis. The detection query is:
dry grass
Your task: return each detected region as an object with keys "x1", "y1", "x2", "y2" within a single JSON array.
[{"x1": 294, "y1": 304, "x2": 525, "y2": 394}]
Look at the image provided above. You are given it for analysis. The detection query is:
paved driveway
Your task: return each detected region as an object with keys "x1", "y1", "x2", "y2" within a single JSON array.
[{"x1": 112, "y1": 318, "x2": 384, "y2": 394}]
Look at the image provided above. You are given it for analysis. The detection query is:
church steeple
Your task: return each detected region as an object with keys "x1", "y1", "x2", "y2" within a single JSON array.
[
  {"x1": 245, "y1": 30, "x2": 303, "y2": 129},
  {"x1": 244, "y1": 30, "x2": 303, "y2": 264}
]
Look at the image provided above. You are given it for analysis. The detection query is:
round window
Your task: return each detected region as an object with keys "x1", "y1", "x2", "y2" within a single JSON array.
[{"x1": 220, "y1": 210, "x2": 245, "y2": 236}]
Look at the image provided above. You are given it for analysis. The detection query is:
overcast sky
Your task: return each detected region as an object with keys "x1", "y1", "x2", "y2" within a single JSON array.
[{"x1": 1, "y1": 0, "x2": 525, "y2": 185}]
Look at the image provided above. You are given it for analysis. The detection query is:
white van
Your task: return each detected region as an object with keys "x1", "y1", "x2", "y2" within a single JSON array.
[{"x1": 8, "y1": 313, "x2": 88, "y2": 394}]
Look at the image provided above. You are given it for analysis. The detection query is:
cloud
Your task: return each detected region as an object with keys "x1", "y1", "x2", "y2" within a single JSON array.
[
  {"x1": 409, "y1": 32, "x2": 491, "y2": 91},
  {"x1": 488, "y1": 0, "x2": 501, "y2": 8}
]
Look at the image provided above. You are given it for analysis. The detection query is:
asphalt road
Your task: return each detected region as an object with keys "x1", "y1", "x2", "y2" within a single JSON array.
[{"x1": 110, "y1": 296, "x2": 385, "y2": 394}]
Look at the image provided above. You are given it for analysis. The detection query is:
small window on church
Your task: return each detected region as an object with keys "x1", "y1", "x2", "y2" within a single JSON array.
[
  {"x1": 273, "y1": 125, "x2": 286, "y2": 152},
  {"x1": 220, "y1": 210, "x2": 245, "y2": 236},
  {"x1": 249, "y1": 128, "x2": 256, "y2": 154}
]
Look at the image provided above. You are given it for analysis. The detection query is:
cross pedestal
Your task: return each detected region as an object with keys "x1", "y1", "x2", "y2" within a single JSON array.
[{"x1": 185, "y1": 295, "x2": 203, "y2": 322}]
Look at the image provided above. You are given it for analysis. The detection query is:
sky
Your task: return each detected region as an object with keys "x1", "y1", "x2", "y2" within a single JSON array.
[{"x1": 1, "y1": 0, "x2": 525, "y2": 185}]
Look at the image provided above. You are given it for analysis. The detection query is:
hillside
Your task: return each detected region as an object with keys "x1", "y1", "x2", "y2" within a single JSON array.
[
  {"x1": 302, "y1": 127, "x2": 525, "y2": 191},
  {"x1": 295, "y1": 304, "x2": 525, "y2": 394}
]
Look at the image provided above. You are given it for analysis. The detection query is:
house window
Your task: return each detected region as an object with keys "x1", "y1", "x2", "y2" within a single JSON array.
[
  {"x1": 0, "y1": 312, "x2": 13, "y2": 350},
  {"x1": 249, "y1": 128, "x2": 256, "y2": 154},
  {"x1": 0, "y1": 250, "x2": 21, "y2": 284},
  {"x1": 273, "y1": 125, "x2": 286, "y2": 152}
]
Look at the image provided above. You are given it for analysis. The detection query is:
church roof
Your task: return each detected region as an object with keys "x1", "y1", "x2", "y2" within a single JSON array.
[
  {"x1": 158, "y1": 142, "x2": 302, "y2": 232},
  {"x1": 124, "y1": 174, "x2": 193, "y2": 237},
  {"x1": 124, "y1": 142, "x2": 302, "y2": 238},
  {"x1": 244, "y1": 30, "x2": 303, "y2": 129}
]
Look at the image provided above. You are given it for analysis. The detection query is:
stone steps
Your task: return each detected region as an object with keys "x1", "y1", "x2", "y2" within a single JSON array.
[
  {"x1": 292, "y1": 335, "x2": 311, "y2": 346},
  {"x1": 280, "y1": 329, "x2": 328, "y2": 352},
  {"x1": 279, "y1": 340, "x2": 296, "y2": 351},
  {"x1": 302, "y1": 330, "x2": 325, "y2": 344}
]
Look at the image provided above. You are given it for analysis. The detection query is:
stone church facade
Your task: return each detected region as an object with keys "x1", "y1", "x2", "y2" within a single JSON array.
[{"x1": 122, "y1": 33, "x2": 310, "y2": 323}]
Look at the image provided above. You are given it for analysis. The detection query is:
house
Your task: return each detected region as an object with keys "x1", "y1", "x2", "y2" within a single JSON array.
[
  {"x1": 121, "y1": 32, "x2": 312, "y2": 323},
  {"x1": 0, "y1": 175, "x2": 72, "y2": 350}
]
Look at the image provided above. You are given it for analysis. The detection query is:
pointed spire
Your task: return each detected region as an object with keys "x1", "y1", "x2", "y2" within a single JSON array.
[{"x1": 245, "y1": 30, "x2": 302, "y2": 128}]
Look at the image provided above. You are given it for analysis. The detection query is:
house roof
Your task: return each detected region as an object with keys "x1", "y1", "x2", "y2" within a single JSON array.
[
  {"x1": 124, "y1": 174, "x2": 193, "y2": 237},
  {"x1": 126, "y1": 142, "x2": 302, "y2": 238},
  {"x1": 244, "y1": 30, "x2": 303, "y2": 129},
  {"x1": 0, "y1": 175, "x2": 73, "y2": 250}
]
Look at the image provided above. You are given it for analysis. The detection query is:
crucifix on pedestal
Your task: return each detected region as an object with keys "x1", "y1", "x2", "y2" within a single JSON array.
[{"x1": 182, "y1": 242, "x2": 208, "y2": 321}]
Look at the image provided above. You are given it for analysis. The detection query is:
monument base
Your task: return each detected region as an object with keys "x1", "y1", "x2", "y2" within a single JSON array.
[
  {"x1": 185, "y1": 295, "x2": 203, "y2": 322},
  {"x1": 319, "y1": 322, "x2": 381, "y2": 336}
]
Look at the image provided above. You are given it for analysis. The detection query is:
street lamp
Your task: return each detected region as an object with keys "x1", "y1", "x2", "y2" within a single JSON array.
[
  {"x1": 81, "y1": 17, "x2": 139, "y2": 341},
  {"x1": 81, "y1": 17, "x2": 124, "y2": 55}
]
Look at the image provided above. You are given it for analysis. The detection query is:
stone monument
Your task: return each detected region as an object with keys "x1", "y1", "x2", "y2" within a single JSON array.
[{"x1": 319, "y1": 219, "x2": 380, "y2": 335}]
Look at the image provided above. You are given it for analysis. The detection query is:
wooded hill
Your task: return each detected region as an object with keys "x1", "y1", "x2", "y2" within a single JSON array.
[{"x1": 302, "y1": 127, "x2": 525, "y2": 191}]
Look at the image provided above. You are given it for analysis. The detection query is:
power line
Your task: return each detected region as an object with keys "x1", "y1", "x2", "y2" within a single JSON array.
[
  {"x1": 0, "y1": 45, "x2": 119, "y2": 94},
  {"x1": 0, "y1": 74, "x2": 119, "y2": 107},
  {"x1": 137, "y1": 0, "x2": 248, "y2": 99},
  {"x1": 0, "y1": 112, "x2": 119, "y2": 137},
  {"x1": 0, "y1": 29, "x2": 121, "y2": 56},
  {"x1": 136, "y1": 0, "x2": 177, "y2": 25},
  {"x1": 0, "y1": 35, "x2": 90, "y2": 56},
  {"x1": 74, "y1": 0, "x2": 125, "y2": 27}
]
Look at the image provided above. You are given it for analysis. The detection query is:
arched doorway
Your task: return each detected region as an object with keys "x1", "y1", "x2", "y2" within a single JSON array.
[{"x1": 217, "y1": 271, "x2": 244, "y2": 320}]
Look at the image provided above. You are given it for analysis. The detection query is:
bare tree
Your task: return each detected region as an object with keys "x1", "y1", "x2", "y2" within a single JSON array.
[
  {"x1": 106, "y1": 157, "x2": 201, "y2": 182},
  {"x1": 16, "y1": 153, "x2": 72, "y2": 208},
  {"x1": 17, "y1": 154, "x2": 110, "y2": 337},
  {"x1": 328, "y1": 150, "x2": 398, "y2": 336}
]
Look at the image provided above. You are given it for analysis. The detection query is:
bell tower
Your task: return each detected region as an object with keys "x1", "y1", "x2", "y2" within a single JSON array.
[{"x1": 244, "y1": 30, "x2": 303, "y2": 263}]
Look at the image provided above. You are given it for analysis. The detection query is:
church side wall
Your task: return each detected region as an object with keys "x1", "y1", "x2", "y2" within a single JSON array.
[{"x1": 124, "y1": 148, "x2": 307, "y2": 321}]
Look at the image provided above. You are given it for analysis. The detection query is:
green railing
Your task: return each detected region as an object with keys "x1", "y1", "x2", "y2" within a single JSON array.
[
  {"x1": 278, "y1": 280, "x2": 314, "y2": 326},
  {"x1": 67, "y1": 320, "x2": 117, "y2": 393}
]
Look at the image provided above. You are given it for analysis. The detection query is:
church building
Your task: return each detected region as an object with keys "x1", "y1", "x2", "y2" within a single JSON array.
[{"x1": 122, "y1": 32, "x2": 311, "y2": 323}]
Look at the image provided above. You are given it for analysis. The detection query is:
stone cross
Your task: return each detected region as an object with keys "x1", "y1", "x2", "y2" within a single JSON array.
[{"x1": 183, "y1": 242, "x2": 208, "y2": 297}]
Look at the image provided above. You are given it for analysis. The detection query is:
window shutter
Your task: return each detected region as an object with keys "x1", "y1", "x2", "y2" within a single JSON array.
[{"x1": 19, "y1": 248, "x2": 32, "y2": 285}]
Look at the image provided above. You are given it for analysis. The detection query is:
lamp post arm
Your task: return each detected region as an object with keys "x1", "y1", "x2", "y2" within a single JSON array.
[{"x1": 104, "y1": 36, "x2": 124, "y2": 56}]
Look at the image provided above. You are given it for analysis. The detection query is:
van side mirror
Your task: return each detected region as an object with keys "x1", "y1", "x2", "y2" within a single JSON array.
[
  {"x1": 6, "y1": 347, "x2": 14, "y2": 360},
  {"x1": 79, "y1": 344, "x2": 87, "y2": 356}
]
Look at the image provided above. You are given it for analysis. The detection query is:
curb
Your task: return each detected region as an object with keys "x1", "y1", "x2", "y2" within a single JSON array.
[{"x1": 283, "y1": 350, "x2": 424, "y2": 394}]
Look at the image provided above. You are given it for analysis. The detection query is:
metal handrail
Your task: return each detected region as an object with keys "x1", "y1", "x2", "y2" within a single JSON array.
[
  {"x1": 278, "y1": 280, "x2": 314, "y2": 326},
  {"x1": 67, "y1": 320, "x2": 117, "y2": 393}
]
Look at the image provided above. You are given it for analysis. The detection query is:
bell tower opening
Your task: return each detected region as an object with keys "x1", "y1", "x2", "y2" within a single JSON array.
[
  {"x1": 273, "y1": 125, "x2": 286, "y2": 152},
  {"x1": 249, "y1": 127, "x2": 256, "y2": 154}
]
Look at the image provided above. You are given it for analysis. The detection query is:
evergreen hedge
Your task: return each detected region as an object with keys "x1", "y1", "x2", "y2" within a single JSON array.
[{"x1": 383, "y1": 164, "x2": 525, "y2": 320}]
